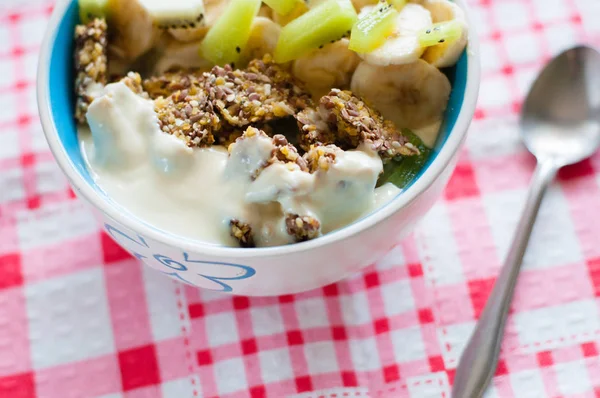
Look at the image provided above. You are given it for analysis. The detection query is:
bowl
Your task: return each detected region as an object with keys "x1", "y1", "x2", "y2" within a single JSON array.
[{"x1": 37, "y1": 0, "x2": 480, "y2": 296}]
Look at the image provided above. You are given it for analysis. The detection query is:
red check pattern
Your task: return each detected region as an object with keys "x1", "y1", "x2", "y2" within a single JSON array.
[{"x1": 1, "y1": 0, "x2": 600, "y2": 397}]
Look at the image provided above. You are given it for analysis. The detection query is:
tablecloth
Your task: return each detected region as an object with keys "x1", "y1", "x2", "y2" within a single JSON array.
[{"x1": 1, "y1": 0, "x2": 600, "y2": 397}]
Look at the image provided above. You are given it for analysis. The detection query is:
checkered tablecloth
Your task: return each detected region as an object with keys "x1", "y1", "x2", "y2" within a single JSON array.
[{"x1": 1, "y1": 0, "x2": 600, "y2": 397}]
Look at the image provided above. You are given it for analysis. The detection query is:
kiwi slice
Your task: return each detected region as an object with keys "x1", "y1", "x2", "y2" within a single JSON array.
[
  {"x1": 200, "y1": 0, "x2": 262, "y2": 66},
  {"x1": 263, "y1": 0, "x2": 303, "y2": 16},
  {"x1": 418, "y1": 20, "x2": 464, "y2": 47},
  {"x1": 78, "y1": 0, "x2": 110, "y2": 24},
  {"x1": 348, "y1": 1, "x2": 397, "y2": 53},
  {"x1": 274, "y1": 0, "x2": 358, "y2": 63},
  {"x1": 140, "y1": 0, "x2": 205, "y2": 29}
]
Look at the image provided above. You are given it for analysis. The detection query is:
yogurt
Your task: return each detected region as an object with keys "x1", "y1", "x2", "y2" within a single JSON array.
[{"x1": 79, "y1": 81, "x2": 401, "y2": 247}]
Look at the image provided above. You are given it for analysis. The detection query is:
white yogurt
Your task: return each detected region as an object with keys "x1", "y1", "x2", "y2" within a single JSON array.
[{"x1": 79, "y1": 81, "x2": 401, "y2": 247}]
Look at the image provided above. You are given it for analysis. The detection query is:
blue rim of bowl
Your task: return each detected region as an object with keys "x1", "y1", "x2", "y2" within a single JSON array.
[{"x1": 38, "y1": 0, "x2": 480, "y2": 258}]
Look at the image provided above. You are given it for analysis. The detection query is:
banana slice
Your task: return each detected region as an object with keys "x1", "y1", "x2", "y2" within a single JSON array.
[
  {"x1": 136, "y1": 0, "x2": 206, "y2": 43},
  {"x1": 419, "y1": 0, "x2": 468, "y2": 68},
  {"x1": 203, "y1": 0, "x2": 229, "y2": 23},
  {"x1": 350, "y1": 59, "x2": 451, "y2": 129},
  {"x1": 413, "y1": 120, "x2": 442, "y2": 147},
  {"x1": 140, "y1": 0, "x2": 205, "y2": 27},
  {"x1": 240, "y1": 17, "x2": 282, "y2": 66},
  {"x1": 108, "y1": 0, "x2": 161, "y2": 61},
  {"x1": 357, "y1": 3, "x2": 432, "y2": 66},
  {"x1": 168, "y1": 29, "x2": 206, "y2": 43},
  {"x1": 292, "y1": 39, "x2": 360, "y2": 100},
  {"x1": 151, "y1": 38, "x2": 214, "y2": 75}
]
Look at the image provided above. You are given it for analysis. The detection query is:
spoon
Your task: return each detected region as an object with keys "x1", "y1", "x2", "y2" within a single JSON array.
[{"x1": 451, "y1": 45, "x2": 600, "y2": 398}]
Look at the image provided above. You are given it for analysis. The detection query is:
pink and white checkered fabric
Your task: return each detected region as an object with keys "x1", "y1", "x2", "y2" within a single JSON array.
[{"x1": 1, "y1": 0, "x2": 600, "y2": 397}]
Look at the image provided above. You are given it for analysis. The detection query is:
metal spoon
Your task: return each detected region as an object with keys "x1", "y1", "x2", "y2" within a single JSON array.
[{"x1": 451, "y1": 45, "x2": 600, "y2": 398}]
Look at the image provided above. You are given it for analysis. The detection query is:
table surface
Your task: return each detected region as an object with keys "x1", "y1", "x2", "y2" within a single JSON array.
[{"x1": 1, "y1": 0, "x2": 600, "y2": 397}]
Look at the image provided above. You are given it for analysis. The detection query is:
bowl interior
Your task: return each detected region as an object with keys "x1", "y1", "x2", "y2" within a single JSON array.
[{"x1": 47, "y1": 0, "x2": 468, "y2": 239}]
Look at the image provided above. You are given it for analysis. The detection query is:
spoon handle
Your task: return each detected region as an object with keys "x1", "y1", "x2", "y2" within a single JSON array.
[{"x1": 451, "y1": 160, "x2": 558, "y2": 398}]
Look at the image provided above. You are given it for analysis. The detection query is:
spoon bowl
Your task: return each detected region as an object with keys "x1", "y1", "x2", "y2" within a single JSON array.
[{"x1": 521, "y1": 45, "x2": 600, "y2": 165}]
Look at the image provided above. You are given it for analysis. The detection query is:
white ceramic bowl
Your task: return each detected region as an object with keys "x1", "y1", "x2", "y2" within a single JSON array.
[{"x1": 38, "y1": 0, "x2": 480, "y2": 296}]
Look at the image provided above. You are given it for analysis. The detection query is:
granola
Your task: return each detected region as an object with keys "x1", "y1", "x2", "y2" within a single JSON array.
[
  {"x1": 154, "y1": 87, "x2": 221, "y2": 147},
  {"x1": 285, "y1": 214, "x2": 321, "y2": 242},
  {"x1": 303, "y1": 144, "x2": 339, "y2": 173},
  {"x1": 246, "y1": 55, "x2": 312, "y2": 110},
  {"x1": 230, "y1": 219, "x2": 255, "y2": 248},
  {"x1": 143, "y1": 70, "x2": 206, "y2": 99},
  {"x1": 270, "y1": 135, "x2": 308, "y2": 172},
  {"x1": 204, "y1": 55, "x2": 311, "y2": 127},
  {"x1": 379, "y1": 120, "x2": 421, "y2": 158},
  {"x1": 74, "y1": 18, "x2": 108, "y2": 124},
  {"x1": 319, "y1": 89, "x2": 380, "y2": 147},
  {"x1": 121, "y1": 72, "x2": 147, "y2": 97},
  {"x1": 228, "y1": 127, "x2": 308, "y2": 178},
  {"x1": 295, "y1": 107, "x2": 337, "y2": 152},
  {"x1": 297, "y1": 89, "x2": 420, "y2": 160},
  {"x1": 216, "y1": 122, "x2": 280, "y2": 146},
  {"x1": 215, "y1": 128, "x2": 245, "y2": 147}
]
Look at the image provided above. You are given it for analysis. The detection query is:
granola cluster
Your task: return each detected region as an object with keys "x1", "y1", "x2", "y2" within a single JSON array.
[
  {"x1": 228, "y1": 127, "x2": 309, "y2": 180},
  {"x1": 143, "y1": 70, "x2": 206, "y2": 99},
  {"x1": 270, "y1": 134, "x2": 308, "y2": 172},
  {"x1": 204, "y1": 56, "x2": 311, "y2": 128},
  {"x1": 303, "y1": 144, "x2": 339, "y2": 173},
  {"x1": 246, "y1": 55, "x2": 313, "y2": 110},
  {"x1": 296, "y1": 89, "x2": 420, "y2": 160},
  {"x1": 139, "y1": 56, "x2": 314, "y2": 149},
  {"x1": 285, "y1": 214, "x2": 321, "y2": 242},
  {"x1": 74, "y1": 18, "x2": 108, "y2": 124},
  {"x1": 121, "y1": 72, "x2": 147, "y2": 97},
  {"x1": 216, "y1": 128, "x2": 245, "y2": 147},
  {"x1": 296, "y1": 107, "x2": 337, "y2": 152},
  {"x1": 154, "y1": 86, "x2": 220, "y2": 147},
  {"x1": 230, "y1": 219, "x2": 254, "y2": 248}
]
